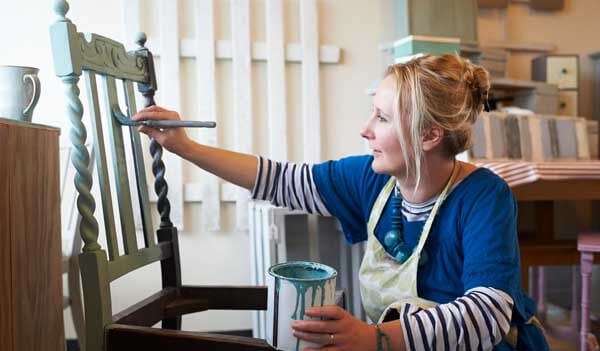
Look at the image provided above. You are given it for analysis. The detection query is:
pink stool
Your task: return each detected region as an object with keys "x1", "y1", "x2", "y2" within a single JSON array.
[{"x1": 578, "y1": 232, "x2": 600, "y2": 351}]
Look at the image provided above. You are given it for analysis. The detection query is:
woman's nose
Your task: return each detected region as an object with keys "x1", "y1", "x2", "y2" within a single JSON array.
[
  {"x1": 360, "y1": 115, "x2": 375, "y2": 140},
  {"x1": 360, "y1": 124, "x2": 373, "y2": 140}
]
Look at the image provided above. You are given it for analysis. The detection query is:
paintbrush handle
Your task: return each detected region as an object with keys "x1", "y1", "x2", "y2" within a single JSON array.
[
  {"x1": 141, "y1": 120, "x2": 216, "y2": 128},
  {"x1": 113, "y1": 108, "x2": 216, "y2": 128}
]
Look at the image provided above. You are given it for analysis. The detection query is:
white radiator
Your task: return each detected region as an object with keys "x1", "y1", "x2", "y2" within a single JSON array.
[{"x1": 248, "y1": 201, "x2": 367, "y2": 338}]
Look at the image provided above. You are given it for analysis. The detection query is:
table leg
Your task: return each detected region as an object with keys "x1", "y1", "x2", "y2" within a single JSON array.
[
  {"x1": 580, "y1": 252, "x2": 594, "y2": 351},
  {"x1": 538, "y1": 266, "x2": 547, "y2": 319}
]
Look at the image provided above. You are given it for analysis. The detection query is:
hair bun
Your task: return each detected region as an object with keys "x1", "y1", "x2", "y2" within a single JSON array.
[{"x1": 463, "y1": 63, "x2": 490, "y2": 121}]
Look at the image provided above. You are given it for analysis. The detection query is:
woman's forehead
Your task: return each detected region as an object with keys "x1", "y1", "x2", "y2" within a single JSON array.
[{"x1": 373, "y1": 76, "x2": 396, "y2": 112}]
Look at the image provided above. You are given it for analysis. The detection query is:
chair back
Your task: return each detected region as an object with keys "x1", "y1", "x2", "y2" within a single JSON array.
[{"x1": 50, "y1": 2, "x2": 181, "y2": 350}]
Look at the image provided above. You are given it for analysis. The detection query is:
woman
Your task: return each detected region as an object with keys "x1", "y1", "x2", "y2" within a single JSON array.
[{"x1": 134, "y1": 54, "x2": 548, "y2": 350}]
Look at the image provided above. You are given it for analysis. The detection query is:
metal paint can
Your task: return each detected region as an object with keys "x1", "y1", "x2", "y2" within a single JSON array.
[{"x1": 266, "y1": 261, "x2": 337, "y2": 351}]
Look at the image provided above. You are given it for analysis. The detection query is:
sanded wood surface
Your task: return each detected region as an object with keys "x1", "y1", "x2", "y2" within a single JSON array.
[{"x1": 0, "y1": 118, "x2": 63, "y2": 351}]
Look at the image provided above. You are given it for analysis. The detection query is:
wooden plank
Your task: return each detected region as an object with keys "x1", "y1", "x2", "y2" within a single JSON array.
[
  {"x1": 105, "y1": 324, "x2": 274, "y2": 351},
  {"x1": 300, "y1": 0, "x2": 321, "y2": 162},
  {"x1": 179, "y1": 286, "x2": 268, "y2": 310},
  {"x1": 300, "y1": 0, "x2": 321, "y2": 262},
  {"x1": 0, "y1": 123, "x2": 13, "y2": 351},
  {"x1": 85, "y1": 71, "x2": 119, "y2": 260},
  {"x1": 108, "y1": 242, "x2": 173, "y2": 281},
  {"x1": 512, "y1": 179, "x2": 600, "y2": 201},
  {"x1": 266, "y1": 0, "x2": 287, "y2": 160},
  {"x1": 482, "y1": 40, "x2": 556, "y2": 53},
  {"x1": 154, "y1": 37, "x2": 342, "y2": 63},
  {"x1": 159, "y1": 0, "x2": 184, "y2": 229},
  {"x1": 124, "y1": 81, "x2": 156, "y2": 247},
  {"x1": 8, "y1": 123, "x2": 64, "y2": 351},
  {"x1": 102, "y1": 76, "x2": 138, "y2": 254},
  {"x1": 231, "y1": 0, "x2": 252, "y2": 230},
  {"x1": 247, "y1": 202, "x2": 260, "y2": 337},
  {"x1": 194, "y1": 0, "x2": 221, "y2": 231}
]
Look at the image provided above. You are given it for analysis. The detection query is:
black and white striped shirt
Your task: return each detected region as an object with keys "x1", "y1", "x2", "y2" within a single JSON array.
[{"x1": 252, "y1": 156, "x2": 514, "y2": 350}]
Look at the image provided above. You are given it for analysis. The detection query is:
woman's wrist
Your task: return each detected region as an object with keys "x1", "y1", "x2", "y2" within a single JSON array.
[
  {"x1": 375, "y1": 324, "x2": 392, "y2": 351},
  {"x1": 177, "y1": 137, "x2": 198, "y2": 159},
  {"x1": 377, "y1": 320, "x2": 406, "y2": 351}
]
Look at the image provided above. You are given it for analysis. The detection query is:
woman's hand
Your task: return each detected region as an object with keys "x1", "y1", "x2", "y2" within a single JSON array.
[
  {"x1": 132, "y1": 105, "x2": 193, "y2": 157},
  {"x1": 292, "y1": 306, "x2": 376, "y2": 351}
]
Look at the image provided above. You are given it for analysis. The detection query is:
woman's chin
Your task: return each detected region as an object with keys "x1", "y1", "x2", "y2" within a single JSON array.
[{"x1": 370, "y1": 162, "x2": 388, "y2": 174}]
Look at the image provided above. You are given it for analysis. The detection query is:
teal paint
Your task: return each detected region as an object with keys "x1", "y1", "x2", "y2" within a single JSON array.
[{"x1": 268, "y1": 261, "x2": 337, "y2": 351}]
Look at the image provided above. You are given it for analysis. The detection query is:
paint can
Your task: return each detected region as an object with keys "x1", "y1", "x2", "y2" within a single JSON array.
[{"x1": 266, "y1": 261, "x2": 337, "y2": 351}]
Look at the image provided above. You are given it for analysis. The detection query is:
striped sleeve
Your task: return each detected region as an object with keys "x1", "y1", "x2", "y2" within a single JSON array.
[
  {"x1": 399, "y1": 287, "x2": 513, "y2": 351},
  {"x1": 251, "y1": 156, "x2": 331, "y2": 216}
]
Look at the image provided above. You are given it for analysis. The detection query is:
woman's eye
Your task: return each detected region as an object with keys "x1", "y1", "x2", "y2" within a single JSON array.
[{"x1": 377, "y1": 115, "x2": 388, "y2": 122}]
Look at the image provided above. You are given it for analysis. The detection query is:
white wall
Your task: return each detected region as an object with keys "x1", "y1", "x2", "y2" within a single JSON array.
[{"x1": 0, "y1": 0, "x2": 394, "y2": 336}]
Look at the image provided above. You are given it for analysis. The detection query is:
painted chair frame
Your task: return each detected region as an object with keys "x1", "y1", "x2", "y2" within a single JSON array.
[{"x1": 50, "y1": 1, "x2": 275, "y2": 350}]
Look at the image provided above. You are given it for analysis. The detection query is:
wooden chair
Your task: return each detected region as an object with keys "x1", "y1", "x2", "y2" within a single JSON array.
[{"x1": 50, "y1": 1, "x2": 275, "y2": 350}]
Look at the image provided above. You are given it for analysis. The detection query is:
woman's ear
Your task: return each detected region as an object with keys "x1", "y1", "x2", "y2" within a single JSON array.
[{"x1": 422, "y1": 125, "x2": 444, "y2": 151}]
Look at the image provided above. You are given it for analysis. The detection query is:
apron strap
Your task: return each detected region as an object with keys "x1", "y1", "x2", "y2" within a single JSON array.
[{"x1": 366, "y1": 177, "x2": 396, "y2": 237}]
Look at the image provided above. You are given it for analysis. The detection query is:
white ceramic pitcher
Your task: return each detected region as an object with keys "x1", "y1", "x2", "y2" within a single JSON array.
[
  {"x1": 266, "y1": 261, "x2": 337, "y2": 351},
  {"x1": 0, "y1": 65, "x2": 41, "y2": 122}
]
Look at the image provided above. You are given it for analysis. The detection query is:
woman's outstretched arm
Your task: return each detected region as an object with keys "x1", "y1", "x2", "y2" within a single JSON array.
[{"x1": 133, "y1": 105, "x2": 258, "y2": 190}]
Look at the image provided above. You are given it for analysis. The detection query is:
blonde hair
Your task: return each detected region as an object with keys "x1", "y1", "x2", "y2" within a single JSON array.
[{"x1": 385, "y1": 54, "x2": 490, "y2": 190}]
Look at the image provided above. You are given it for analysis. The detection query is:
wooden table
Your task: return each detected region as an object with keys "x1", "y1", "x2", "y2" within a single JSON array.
[
  {"x1": 513, "y1": 178, "x2": 600, "y2": 287},
  {"x1": 0, "y1": 118, "x2": 64, "y2": 351},
  {"x1": 511, "y1": 177, "x2": 600, "y2": 345}
]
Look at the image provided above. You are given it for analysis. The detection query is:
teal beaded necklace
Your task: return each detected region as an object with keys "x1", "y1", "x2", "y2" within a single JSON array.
[
  {"x1": 383, "y1": 188, "x2": 428, "y2": 266},
  {"x1": 383, "y1": 160, "x2": 459, "y2": 265}
]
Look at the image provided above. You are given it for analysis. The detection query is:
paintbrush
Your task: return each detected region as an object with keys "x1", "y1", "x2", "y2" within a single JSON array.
[{"x1": 113, "y1": 107, "x2": 216, "y2": 128}]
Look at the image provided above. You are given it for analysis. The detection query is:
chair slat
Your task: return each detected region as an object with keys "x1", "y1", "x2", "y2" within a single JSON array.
[
  {"x1": 101, "y1": 75, "x2": 138, "y2": 254},
  {"x1": 84, "y1": 71, "x2": 119, "y2": 260},
  {"x1": 108, "y1": 243, "x2": 173, "y2": 282},
  {"x1": 123, "y1": 80, "x2": 155, "y2": 248}
]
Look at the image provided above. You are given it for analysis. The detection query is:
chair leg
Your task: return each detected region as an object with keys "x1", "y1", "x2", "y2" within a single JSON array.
[
  {"x1": 162, "y1": 316, "x2": 182, "y2": 330},
  {"x1": 580, "y1": 252, "x2": 594, "y2": 351}
]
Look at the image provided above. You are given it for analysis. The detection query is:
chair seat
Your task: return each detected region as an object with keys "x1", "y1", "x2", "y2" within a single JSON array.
[{"x1": 578, "y1": 233, "x2": 600, "y2": 253}]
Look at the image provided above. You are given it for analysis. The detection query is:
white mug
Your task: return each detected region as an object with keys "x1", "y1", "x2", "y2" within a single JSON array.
[
  {"x1": 0, "y1": 65, "x2": 41, "y2": 122},
  {"x1": 266, "y1": 261, "x2": 337, "y2": 351}
]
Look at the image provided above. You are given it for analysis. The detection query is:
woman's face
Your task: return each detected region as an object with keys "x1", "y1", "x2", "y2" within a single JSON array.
[{"x1": 360, "y1": 75, "x2": 406, "y2": 176}]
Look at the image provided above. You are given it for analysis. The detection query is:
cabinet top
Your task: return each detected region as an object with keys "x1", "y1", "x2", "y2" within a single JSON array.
[{"x1": 0, "y1": 117, "x2": 60, "y2": 134}]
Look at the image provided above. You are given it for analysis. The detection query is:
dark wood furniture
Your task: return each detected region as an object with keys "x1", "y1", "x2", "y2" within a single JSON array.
[{"x1": 0, "y1": 118, "x2": 64, "y2": 351}]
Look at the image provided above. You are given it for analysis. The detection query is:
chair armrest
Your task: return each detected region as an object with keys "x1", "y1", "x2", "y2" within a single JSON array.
[
  {"x1": 168, "y1": 285, "x2": 268, "y2": 315},
  {"x1": 106, "y1": 324, "x2": 275, "y2": 351}
]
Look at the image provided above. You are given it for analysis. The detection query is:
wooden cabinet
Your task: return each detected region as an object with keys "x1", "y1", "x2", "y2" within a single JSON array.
[
  {"x1": 532, "y1": 54, "x2": 579, "y2": 116},
  {"x1": 0, "y1": 118, "x2": 64, "y2": 351}
]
